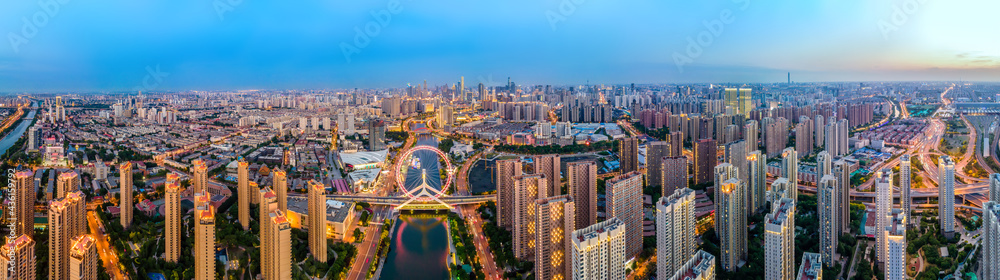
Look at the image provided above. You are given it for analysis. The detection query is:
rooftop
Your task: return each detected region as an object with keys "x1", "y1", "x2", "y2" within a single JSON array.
[{"x1": 796, "y1": 252, "x2": 822, "y2": 280}]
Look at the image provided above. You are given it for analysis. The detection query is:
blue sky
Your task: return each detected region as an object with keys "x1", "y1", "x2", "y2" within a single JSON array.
[{"x1": 1, "y1": 0, "x2": 998, "y2": 92}]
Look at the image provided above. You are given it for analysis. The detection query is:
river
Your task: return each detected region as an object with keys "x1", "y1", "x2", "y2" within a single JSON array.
[
  {"x1": 381, "y1": 123, "x2": 450, "y2": 279},
  {"x1": 0, "y1": 106, "x2": 37, "y2": 156}
]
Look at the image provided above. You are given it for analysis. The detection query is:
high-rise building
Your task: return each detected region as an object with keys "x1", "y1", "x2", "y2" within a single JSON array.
[
  {"x1": 899, "y1": 155, "x2": 911, "y2": 223},
  {"x1": 120, "y1": 162, "x2": 134, "y2": 229},
  {"x1": 534, "y1": 195, "x2": 575, "y2": 280},
  {"x1": 795, "y1": 252, "x2": 822, "y2": 280},
  {"x1": 989, "y1": 173, "x2": 1000, "y2": 202},
  {"x1": 748, "y1": 151, "x2": 767, "y2": 213},
  {"x1": 817, "y1": 175, "x2": 839, "y2": 266},
  {"x1": 982, "y1": 201, "x2": 1000, "y2": 280},
  {"x1": 618, "y1": 137, "x2": 639, "y2": 173},
  {"x1": 534, "y1": 154, "x2": 562, "y2": 196},
  {"x1": 567, "y1": 161, "x2": 597, "y2": 229},
  {"x1": 165, "y1": 178, "x2": 181, "y2": 263},
  {"x1": 884, "y1": 210, "x2": 907, "y2": 280},
  {"x1": 726, "y1": 140, "x2": 748, "y2": 185},
  {"x1": 816, "y1": 151, "x2": 832, "y2": 179},
  {"x1": 745, "y1": 120, "x2": 759, "y2": 151},
  {"x1": 694, "y1": 139, "x2": 717, "y2": 185},
  {"x1": 194, "y1": 192, "x2": 217, "y2": 280},
  {"x1": 274, "y1": 168, "x2": 288, "y2": 213},
  {"x1": 48, "y1": 191, "x2": 85, "y2": 280},
  {"x1": 13, "y1": 170, "x2": 35, "y2": 238},
  {"x1": 68, "y1": 235, "x2": 96, "y2": 280},
  {"x1": 825, "y1": 118, "x2": 840, "y2": 156},
  {"x1": 607, "y1": 171, "x2": 643, "y2": 259},
  {"x1": 56, "y1": 170, "x2": 80, "y2": 199},
  {"x1": 0, "y1": 234, "x2": 36, "y2": 280},
  {"x1": 192, "y1": 159, "x2": 208, "y2": 193},
  {"x1": 939, "y1": 156, "x2": 956, "y2": 237},
  {"x1": 781, "y1": 148, "x2": 798, "y2": 201},
  {"x1": 875, "y1": 169, "x2": 893, "y2": 264},
  {"x1": 833, "y1": 160, "x2": 851, "y2": 234},
  {"x1": 238, "y1": 159, "x2": 250, "y2": 230},
  {"x1": 837, "y1": 119, "x2": 849, "y2": 155},
  {"x1": 765, "y1": 197, "x2": 796, "y2": 280},
  {"x1": 497, "y1": 159, "x2": 523, "y2": 229},
  {"x1": 714, "y1": 163, "x2": 737, "y2": 192},
  {"x1": 717, "y1": 178, "x2": 747, "y2": 271},
  {"x1": 647, "y1": 141, "x2": 670, "y2": 189},
  {"x1": 514, "y1": 174, "x2": 549, "y2": 260},
  {"x1": 571, "y1": 218, "x2": 626, "y2": 280},
  {"x1": 668, "y1": 131, "x2": 684, "y2": 157},
  {"x1": 369, "y1": 119, "x2": 386, "y2": 150},
  {"x1": 724, "y1": 88, "x2": 752, "y2": 117},
  {"x1": 666, "y1": 250, "x2": 716, "y2": 280},
  {"x1": 795, "y1": 119, "x2": 813, "y2": 157},
  {"x1": 656, "y1": 188, "x2": 696, "y2": 276},
  {"x1": 990, "y1": 173, "x2": 1000, "y2": 203},
  {"x1": 661, "y1": 157, "x2": 688, "y2": 198},
  {"x1": 263, "y1": 210, "x2": 292, "y2": 280},
  {"x1": 814, "y1": 115, "x2": 825, "y2": 150},
  {"x1": 308, "y1": 180, "x2": 328, "y2": 262}
]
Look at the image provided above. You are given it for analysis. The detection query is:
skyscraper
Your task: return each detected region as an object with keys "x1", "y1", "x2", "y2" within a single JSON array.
[
  {"x1": 567, "y1": 161, "x2": 597, "y2": 229},
  {"x1": 817, "y1": 175, "x2": 839, "y2": 266},
  {"x1": 263, "y1": 209, "x2": 292, "y2": 280},
  {"x1": 668, "y1": 131, "x2": 684, "y2": 157},
  {"x1": 939, "y1": 156, "x2": 956, "y2": 237},
  {"x1": 765, "y1": 197, "x2": 796, "y2": 280},
  {"x1": 534, "y1": 154, "x2": 562, "y2": 196},
  {"x1": 48, "y1": 191, "x2": 85, "y2": 280},
  {"x1": 497, "y1": 159, "x2": 523, "y2": 229},
  {"x1": 781, "y1": 148, "x2": 798, "y2": 201},
  {"x1": 571, "y1": 218, "x2": 626, "y2": 280},
  {"x1": 13, "y1": 170, "x2": 35, "y2": 238},
  {"x1": 666, "y1": 250, "x2": 716, "y2": 280},
  {"x1": 661, "y1": 156, "x2": 688, "y2": 198},
  {"x1": 534, "y1": 195, "x2": 575, "y2": 280},
  {"x1": 899, "y1": 155, "x2": 911, "y2": 222},
  {"x1": 56, "y1": 171, "x2": 80, "y2": 199},
  {"x1": 369, "y1": 119, "x2": 386, "y2": 150},
  {"x1": 694, "y1": 139, "x2": 717, "y2": 185},
  {"x1": 748, "y1": 151, "x2": 767, "y2": 213},
  {"x1": 120, "y1": 162, "x2": 133, "y2": 229},
  {"x1": 982, "y1": 201, "x2": 1000, "y2": 280},
  {"x1": 717, "y1": 178, "x2": 747, "y2": 271},
  {"x1": 514, "y1": 174, "x2": 548, "y2": 260},
  {"x1": 656, "y1": 188, "x2": 696, "y2": 276},
  {"x1": 274, "y1": 168, "x2": 288, "y2": 213},
  {"x1": 192, "y1": 159, "x2": 207, "y2": 193},
  {"x1": 0, "y1": 234, "x2": 36, "y2": 280},
  {"x1": 194, "y1": 192, "x2": 217, "y2": 280},
  {"x1": 308, "y1": 180, "x2": 328, "y2": 262},
  {"x1": 607, "y1": 171, "x2": 643, "y2": 259},
  {"x1": 875, "y1": 169, "x2": 893, "y2": 264},
  {"x1": 618, "y1": 137, "x2": 639, "y2": 173},
  {"x1": 834, "y1": 159, "x2": 851, "y2": 234},
  {"x1": 647, "y1": 141, "x2": 670, "y2": 189},
  {"x1": 837, "y1": 119, "x2": 849, "y2": 155},
  {"x1": 238, "y1": 159, "x2": 250, "y2": 230},
  {"x1": 714, "y1": 163, "x2": 737, "y2": 192},
  {"x1": 884, "y1": 210, "x2": 907, "y2": 280},
  {"x1": 165, "y1": 178, "x2": 181, "y2": 263}
]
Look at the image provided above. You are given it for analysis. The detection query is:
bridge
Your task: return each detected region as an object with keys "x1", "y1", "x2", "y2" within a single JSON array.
[{"x1": 326, "y1": 194, "x2": 496, "y2": 210}]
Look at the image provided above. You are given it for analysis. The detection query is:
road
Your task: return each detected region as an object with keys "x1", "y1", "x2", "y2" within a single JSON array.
[
  {"x1": 87, "y1": 211, "x2": 129, "y2": 280},
  {"x1": 345, "y1": 219, "x2": 385, "y2": 280},
  {"x1": 453, "y1": 148, "x2": 502, "y2": 279}
]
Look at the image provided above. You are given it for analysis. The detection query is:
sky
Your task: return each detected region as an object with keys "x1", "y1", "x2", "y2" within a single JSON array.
[{"x1": 1, "y1": 0, "x2": 998, "y2": 92}]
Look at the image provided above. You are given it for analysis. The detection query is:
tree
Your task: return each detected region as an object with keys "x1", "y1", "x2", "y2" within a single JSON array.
[{"x1": 353, "y1": 228, "x2": 363, "y2": 242}]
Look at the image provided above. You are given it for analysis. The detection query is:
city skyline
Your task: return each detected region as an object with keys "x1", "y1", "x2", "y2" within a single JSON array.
[{"x1": 2, "y1": 1, "x2": 1000, "y2": 92}]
